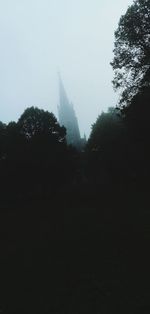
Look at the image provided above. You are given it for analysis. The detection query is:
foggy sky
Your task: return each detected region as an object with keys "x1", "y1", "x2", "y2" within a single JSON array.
[{"x1": 0, "y1": 0, "x2": 133, "y2": 137}]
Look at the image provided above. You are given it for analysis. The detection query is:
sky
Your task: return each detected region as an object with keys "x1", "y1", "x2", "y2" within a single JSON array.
[{"x1": 0, "y1": 0, "x2": 133, "y2": 138}]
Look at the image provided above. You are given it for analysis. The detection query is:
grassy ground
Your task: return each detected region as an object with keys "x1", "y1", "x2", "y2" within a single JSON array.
[{"x1": 0, "y1": 183, "x2": 150, "y2": 313}]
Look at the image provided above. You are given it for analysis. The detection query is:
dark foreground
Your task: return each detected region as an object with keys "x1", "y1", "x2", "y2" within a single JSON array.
[{"x1": 0, "y1": 183, "x2": 150, "y2": 313}]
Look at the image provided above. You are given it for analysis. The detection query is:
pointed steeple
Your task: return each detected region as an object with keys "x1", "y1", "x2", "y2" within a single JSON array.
[
  {"x1": 57, "y1": 74, "x2": 81, "y2": 148},
  {"x1": 58, "y1": 73, "x2": 70, "y2": 110}
]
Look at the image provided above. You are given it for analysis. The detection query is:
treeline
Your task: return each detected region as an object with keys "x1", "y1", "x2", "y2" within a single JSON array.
[
  {"x1": 0, "y1": 107, "x2": 79, "y2": 200},
  {"x1": 0, "y1": 86, "x2": 150, "y2": 201},
  {"x1": 86, "y1": 87, "x2": 150, "y2": 187}
]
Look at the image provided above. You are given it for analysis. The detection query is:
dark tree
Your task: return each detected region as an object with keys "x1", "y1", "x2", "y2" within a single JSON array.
[
  {"x1": 123, "y1": 86, "x2": 150, "y2": 134},
  {"x1": 18, "y1": 106, "x2": 66, "y2": 143},
  {"x1": 111, "y1": 0, "x2": 150, "y2": 106},
  {"x1": 87, "y1": 108, "x2": 127, "y2": 183},
  {"x1": 88, "y1": 108, "x2": 124, "y2": 152},
  {"x1": 123, "y1": 86, "x2": 150, "y2": 179},
  {"x1": 5, "y1": 122, "x2": 24, "y2": 160},
  {"x1": 0, "y1": 108, "x2": 70, "y2": 199},
  {"x1": 0, "y1": 121, "x2": 6, "y2": 160}
]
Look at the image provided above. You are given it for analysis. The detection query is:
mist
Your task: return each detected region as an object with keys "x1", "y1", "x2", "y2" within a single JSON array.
[
  {"x1": 0, "y1": 0, "x2": 133, "y2": 137},
  {"x1": 1, "y1": 1, "x2": 150, "y2": 312}
]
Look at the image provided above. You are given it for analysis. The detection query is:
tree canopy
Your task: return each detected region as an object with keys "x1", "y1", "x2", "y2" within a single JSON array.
[
  {"x1": 87, "y1": 108, "x2": 124, "y2": 152},
  {"x1": 0, "y1": 122, "x2": 6, "y2": 160},
  {"x1": 111, "y1": 0, "x2": 150, "y2": 106},
  {"x1": 87, "y1": 108, "x2": 128, "y2": 183},
  {"x1": 0, "y1": 107, "x2": 80, "y2": 198},
  {"x1": 18, "y1": 107, "x2": 66, "y2": 143}
]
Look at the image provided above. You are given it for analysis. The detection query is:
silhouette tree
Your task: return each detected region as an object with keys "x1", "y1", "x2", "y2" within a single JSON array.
[
  {"x1": 0, "y1": 121, "x2": 6, "y2": 160},
  {"x1": 111, "y1": 0, "x2": 150, "y2": 106},
  {"x1": 122, "y1": 86, "x2": 150, "y2": 180},
  {"x1": 18, "y1": 106, "x2": 66, "y2": 143},
  {"x1": 87, "y1": 108, "x2": 127, "y2": 183},
  {"x1": 15, "y1": 107, "x2": 68, "y2": 195},
  {"x1": 0, "y1": 108, "x2": 70, "y2": 199},
  {"x1": 4, "y1": 121, "x2": 25, "y2": 161},
  {"x1": 88, "y1": 108, "x2": 123, "y2": 151}
]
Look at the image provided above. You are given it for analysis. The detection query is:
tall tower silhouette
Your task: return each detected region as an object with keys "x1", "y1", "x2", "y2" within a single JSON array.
[{"x1": 58, "y1": 74, "x2": 81, "y2": 147}]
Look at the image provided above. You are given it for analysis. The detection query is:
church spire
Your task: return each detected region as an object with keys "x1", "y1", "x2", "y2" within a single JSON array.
[
  {"x1": 58, "y1": 73, "x2": 70, "y2": 112},
  {"x1": 57, "y1": 74, "x2": 81, "y2": 148}
]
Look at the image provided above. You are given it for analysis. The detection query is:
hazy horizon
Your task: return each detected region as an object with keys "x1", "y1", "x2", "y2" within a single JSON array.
[{"x1": 0, "y1": 0, "x2": 133, "y2": 137}]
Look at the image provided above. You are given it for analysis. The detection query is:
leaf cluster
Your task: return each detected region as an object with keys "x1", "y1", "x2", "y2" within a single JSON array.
[{"x1": 111, "y1": 0, "x2": 150, "y2": 105}]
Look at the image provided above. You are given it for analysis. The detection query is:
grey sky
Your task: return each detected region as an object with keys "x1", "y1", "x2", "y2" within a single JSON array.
[{"x1": 0, "y1": 0, "x2": 133, "y2": 137}]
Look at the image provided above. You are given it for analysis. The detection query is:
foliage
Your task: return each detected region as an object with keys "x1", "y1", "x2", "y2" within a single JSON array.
[
  {"x1": 0, "y1": 121, "x2": 6, "y2": 159},
  {"x1": 18, "y1": 106, "x2": 66, "y2": 143},
  {"x1": 0, "y1": 107, "x2": 80, "y2": 199},
  {"x1": 111, "y1": 0, "x2": 150, "y2": 106},
  {"x1": 123, "y1": 86, "x2": 150, "y2": 132},
  {"x1": 87, "y1": 107, "x2": 124, "y2": 152},
  {"x1": 87, "y1": 108, "x2": 127, "y2": 183},
  {"x1": 123, "y1": 86, "x2": 150, "y2": 155},
  {"x1": 122, "y1": 86, "x2": 150, "y2": 179}
]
